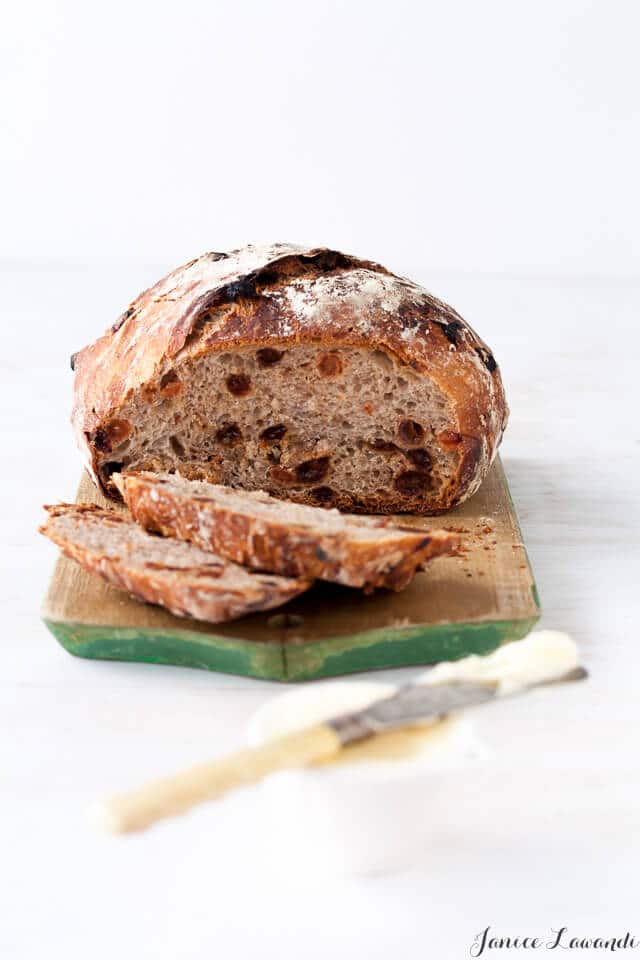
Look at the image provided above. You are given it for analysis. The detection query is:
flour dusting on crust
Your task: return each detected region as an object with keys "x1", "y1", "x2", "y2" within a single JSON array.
[{"x1": 71, "y1": 243, "x2": 509, "y2": 511}]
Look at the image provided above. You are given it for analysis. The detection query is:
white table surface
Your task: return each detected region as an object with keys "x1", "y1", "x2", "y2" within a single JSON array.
[{"x1": 2, "y1": 263, "x2": 639, "y2": 958}]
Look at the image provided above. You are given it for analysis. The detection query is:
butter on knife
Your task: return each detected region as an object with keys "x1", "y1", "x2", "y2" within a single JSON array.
[{"x1": 91, "y1": 631, "x2": 585, "y2": 835}]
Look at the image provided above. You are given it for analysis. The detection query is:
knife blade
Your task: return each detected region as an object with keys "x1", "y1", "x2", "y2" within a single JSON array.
[{"x1": 328, "y1": 666, "x2": 588, "y2": 746}]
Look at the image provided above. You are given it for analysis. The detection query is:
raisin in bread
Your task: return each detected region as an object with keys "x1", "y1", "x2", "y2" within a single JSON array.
[
  {"x1": 40, "y1": 504, "x2": 310, "y2": 623},
  {"x1": 117, "y1": 472, "x2": 459, "y2": 592},
  {"x1": 71, "y1": 244, "x2": 508, "y2": 514}
]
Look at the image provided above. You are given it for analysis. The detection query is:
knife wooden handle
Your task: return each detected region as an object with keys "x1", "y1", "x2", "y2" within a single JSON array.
[{"x1": 93, "y1": 723, "x2": 342, "y2": 834}]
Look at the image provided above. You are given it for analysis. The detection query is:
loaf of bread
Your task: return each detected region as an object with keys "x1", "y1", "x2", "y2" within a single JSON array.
[
  {"x1": 118, "y1": 472, "x2": 459, "y2": 591},
  {"x1": 72, "y1": 244, "x2": 508, "y2": 514},
  {"x1": 40, "y1": 503, "x2": 311, "y2": 622}
]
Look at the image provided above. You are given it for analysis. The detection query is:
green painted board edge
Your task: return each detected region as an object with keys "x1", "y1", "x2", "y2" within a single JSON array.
[
  {"x1": 44, "y1": 609, "x2": 540, "y2": 682},
  {"x1": 283, "y1": 612, "x2": 540, "y2": 681},
  {"x1": 44, "y1": 619, "x2": 285, "y2": 681}
]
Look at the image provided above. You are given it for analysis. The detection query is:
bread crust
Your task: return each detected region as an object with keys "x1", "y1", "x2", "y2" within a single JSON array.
[
  {"x1": 72, "y1": 244, "x2": 508, "y2": 512},
  {"x1": 40, "y1": 503, "x2": 310, "y2": 623},
  {"x1": 120, "y1": 472, "x2": 459, "y2": 592}
]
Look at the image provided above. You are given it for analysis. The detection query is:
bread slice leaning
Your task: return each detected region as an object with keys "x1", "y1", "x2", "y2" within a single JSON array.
[
  {"x1": 118, "y1": 472, "x2": 459, "y2": 592},
  {"x1": 40, "y1": 503, "x2": 311, "y2": 623}
]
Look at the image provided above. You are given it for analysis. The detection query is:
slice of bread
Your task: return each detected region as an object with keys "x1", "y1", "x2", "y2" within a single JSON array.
[
  {"x1": 40, "y1": 503, "x2": 311, "y2": 623},
  {"x1": 118, "y1": 472, "x2": 459, "y2": 592}
]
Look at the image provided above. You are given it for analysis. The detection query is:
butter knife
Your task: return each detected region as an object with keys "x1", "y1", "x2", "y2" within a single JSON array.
[{"x1": 93, "y1": 664, "x2": 586, "y2": 834}]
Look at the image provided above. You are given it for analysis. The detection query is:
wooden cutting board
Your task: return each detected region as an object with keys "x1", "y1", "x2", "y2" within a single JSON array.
[{"x1": 41, "y1": 458, "x2": 539, "y2": 681}]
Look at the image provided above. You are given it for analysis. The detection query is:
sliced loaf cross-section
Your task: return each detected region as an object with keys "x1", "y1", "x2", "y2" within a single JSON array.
[{"x1": 71, "y1": 244, "x2": 508, "y2": 513}]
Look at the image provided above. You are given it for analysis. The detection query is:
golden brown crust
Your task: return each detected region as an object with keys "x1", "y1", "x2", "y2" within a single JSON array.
[
  {"x1": 120, "y1": 473, "x2": 459, "y2": 592},
  {"x1": 39, "y1": 503, "x2": 311, "y2": 623},
  {"x1": 71, "y1": 244, "x2": 508, "y2": 511}
]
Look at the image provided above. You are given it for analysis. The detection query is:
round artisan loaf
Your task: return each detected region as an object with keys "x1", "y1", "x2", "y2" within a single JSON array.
[{"x1": 71, "y1": 244, "x2": 508, "y2": 514}]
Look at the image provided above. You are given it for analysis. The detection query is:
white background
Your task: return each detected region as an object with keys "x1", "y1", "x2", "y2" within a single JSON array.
[
  {"x1": 2, "y1": 0, "x2": 639, "y2": 276},
  {"x1": 2, "y1": 2, "x2": 640, "y2": 958}
]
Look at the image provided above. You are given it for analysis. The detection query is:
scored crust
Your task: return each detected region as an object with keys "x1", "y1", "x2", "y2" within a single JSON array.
[
  {"x1": 71, "y1": 244, "x2": 508, "y2": 513},
  {"x1": 118, "y1": 472, "x2": 460, "y2": 592},
  {"x1": 40, "y1": 503, "x2": 311, "y2": 623}
]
